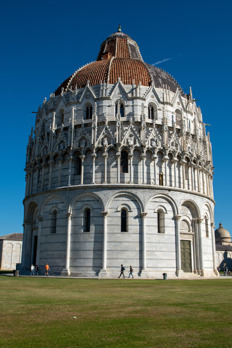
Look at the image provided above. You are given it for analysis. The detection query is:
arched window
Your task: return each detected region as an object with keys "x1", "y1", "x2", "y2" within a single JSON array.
[
  {"x1": 148, "y1": 104, "x2": 156, "y2": 120},
  {"x1": 85, "y1": 105, "x2": 92, "y2": 120},
  {"x1": 76, "y1": 156, "x2": 81, "y2": 175},
  {"x1": 159, "y1": 173, "x2": 163, "y2": 186},
  {"x1": 57, "y1": 109, "x2": 64, "y2": 127},
  {"x1": 121, "y1": 151, "x2": 128, "y2": 173},
  {"x1": 121, "y1": 208, "x2": 128, "y2": 232},
  {"x1": 115, "y1": 101, "x2": 125, "y2": 117},
  {"x1": 185, "y1": 162, "x2": 189, "y2": 180},
  {"x1": 51, "y1": 210, "x2": 57, "y2": 234},
  {"x1": 157, "y1": 209, "x2": 165, "y2": 233},
  {"x1": 205, "y1": 216, "x2": 209, "y2": 238},
  {"x1": 83, "y1": 208, "x2": 91, "y2": 232},
  {"x1": 175, "y1": 109, "x2": 182, "y2": 128},
  {"x1": 61, "y1": 112, "x2": 64, "y2": 125}
]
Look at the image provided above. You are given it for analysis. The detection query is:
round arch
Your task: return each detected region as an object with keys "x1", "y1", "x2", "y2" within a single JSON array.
[
  {"x1": 39, "y1": 194, "x2": 68, "y2": 216},
  {"x1": 105, "y1": 191, "x2": 144, "y2": 213},
  {"x1": 69, "y1": 192, "x2": 104, "y2": 214},
  {"x1": 180, "y1": 199, "x2": 201, "y2": 219},
  {"x1": 202, "y1": 202, "x2": 214, "y2": 221},
  {"x1": 26, "y1": 201, "x2": 39, "y2": 221},
  {"x1": 146, "y1": 193, "x2": 178, "y2": 216}
]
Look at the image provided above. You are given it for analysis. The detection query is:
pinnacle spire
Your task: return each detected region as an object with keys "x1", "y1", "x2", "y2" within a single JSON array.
[{"x1": 117, "y1": 24, "x2": 122, "y2": 32}]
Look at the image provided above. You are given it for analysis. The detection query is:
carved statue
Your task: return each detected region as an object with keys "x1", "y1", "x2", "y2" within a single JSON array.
[
  {"x1": 80, "y1": 138, "x2": 86, "y2": 148},
  {"x1": 103, "y1": 137, "x2": 108, "y2": 147}
]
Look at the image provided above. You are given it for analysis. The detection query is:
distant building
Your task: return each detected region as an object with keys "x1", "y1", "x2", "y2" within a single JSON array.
[
  {"x1": 0, "y1": 233, "x2": 23, "y2": 270},
  {"x1": 215, "y1": 224, "x2": 232, "y2": 271}
]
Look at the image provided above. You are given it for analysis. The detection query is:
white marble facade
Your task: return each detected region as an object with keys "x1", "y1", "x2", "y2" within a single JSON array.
[
  {"x1": 21, "y1": 29, "x2": 217, "y2": 278},
  {"x1": 0, "y1": 235, "x2": 22, "y2": 270}
]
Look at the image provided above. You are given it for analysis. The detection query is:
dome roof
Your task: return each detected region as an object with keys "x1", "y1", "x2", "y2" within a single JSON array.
[
  {"x1": 215, "y1": 223, "x2": 231, "y2": 243},
  {"x1": 55, "y1": 28, "x2": 185, "y2": 96}
]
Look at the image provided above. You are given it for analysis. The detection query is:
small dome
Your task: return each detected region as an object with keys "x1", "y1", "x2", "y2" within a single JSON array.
[{"x1": 215, "y1": 223, "x2": 231, "y2": 243}]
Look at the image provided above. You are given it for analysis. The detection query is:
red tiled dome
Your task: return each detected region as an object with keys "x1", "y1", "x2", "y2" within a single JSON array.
[
  {"x1": 55, "y1": 29, "x2": 184, "y2": 96},
  {"x1": 55, "y1": 57, "x2": 151, "y2": 95}
]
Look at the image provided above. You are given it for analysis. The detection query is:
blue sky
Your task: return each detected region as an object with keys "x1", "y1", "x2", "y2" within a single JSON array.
[{"x1": 0, "y1": 0, "x2": 231, "y2": 236}]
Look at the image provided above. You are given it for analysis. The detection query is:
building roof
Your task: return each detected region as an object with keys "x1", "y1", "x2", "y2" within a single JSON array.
[
  {"x1": 55, "y1": 28, "x2": 185, "y2": 96},
  {"x1": 216, "y1": 244, "x2": 232, "y2": 252},
  {"x1": 0, "y1": 233, "x2": 23, "y2": 241},
  {"x1": 215, "y1": 223, "x2": 231, "y2": 243}
]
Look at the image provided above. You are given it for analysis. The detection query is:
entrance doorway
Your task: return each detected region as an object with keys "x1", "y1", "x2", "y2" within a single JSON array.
[
  {"x1": 32, "y1": 235, "x2": 38, "y2": 266},
  {"x1": 181, "y1": 240, "x2": 192, "y2": 272}
]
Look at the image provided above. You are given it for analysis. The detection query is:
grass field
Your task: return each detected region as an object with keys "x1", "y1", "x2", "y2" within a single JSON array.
[{"x1": 0, "y1": 277, "x2": 232, "y2": 348}]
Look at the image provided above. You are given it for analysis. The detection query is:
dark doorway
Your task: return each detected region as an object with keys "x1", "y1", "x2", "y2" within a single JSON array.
[
  {"x1": 181, "y1": 240, "x2": 192, "y2": 272},
  {"x1": 32, "y1": 236, "x2": 38, "y2": 266}
]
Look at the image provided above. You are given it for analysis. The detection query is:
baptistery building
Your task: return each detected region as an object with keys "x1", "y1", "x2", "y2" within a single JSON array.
[{"x1": 21, "y1": 27, "x2": 217, "y2": 278}]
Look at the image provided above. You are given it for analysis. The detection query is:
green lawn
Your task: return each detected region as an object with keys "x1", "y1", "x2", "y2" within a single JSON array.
[{"x1": 0, "y1": 277, "x2": 232, "y2": 347}]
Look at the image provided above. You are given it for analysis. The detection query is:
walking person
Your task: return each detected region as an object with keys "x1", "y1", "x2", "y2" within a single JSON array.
[
  {"x1": 45, "y1": 263, "x2": 50, "y2": 276},
  {"x1": 30, "y1": 264, "x2": 35, "y2": 276},
  {"x1": 35, "y1": 265, "x2": 39, "y2": 276},
  {"x1": 118, "y1": 264, "x2": 125, "y2": 278},
  {"x1": 128, "y1": 265, "x2": 134, "y2": 278}
]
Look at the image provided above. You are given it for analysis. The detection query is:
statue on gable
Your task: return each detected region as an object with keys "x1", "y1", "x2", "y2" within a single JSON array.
[
  {"x1": 151, "y1": 139, "x2": 157, "y2": 148},
  {"x1": 128, "y1": 136, "x2": 134, "y2": 146},
  {"x1": 80, "y1": 138, "x2": 86, "y2": 148},
  {"x1": 59, "y1": 142, "x2": 65, "y2": 151},
  {"x1": 103, "y1": 137, "x2": 108, "y2": 147},
  {"x1": 141, "y1": 105, "x2": 146, "y2": 130}
]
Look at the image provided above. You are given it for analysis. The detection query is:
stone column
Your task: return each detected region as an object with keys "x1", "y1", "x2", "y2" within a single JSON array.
[
  {"x1": 68, "y1": 154, "x2": 74, "y2": 186},
  {"x1": 140, "y1": 212, "x2": 147, "y2": 276},
  {"x1": 25, "y1": 174, "x2": 29, "y2": 197},
  {"x1": 192, "y1": 218, "x2": 197, "y2": 273},
  {"x1": 129, "y1": 154, "x2": 133, "y2": 183},
  {"x1": 62, "y1": 212, "x2": 72, "y2": 276},
  {"x1": 141, "y1": 153, "x2": 146, "y2": 184},
  {"x1": 103, "y1": 152, "x2": 108, "y2": 183},
  {"x1": 152, "y1": 154, "x2": 157, "y2": 185},
  {"x1": 202, "y1": 171, "x2": 205, "y2": 194},
  {"x1": 197, "y1": 166, "x2": 200, "y2": 192},
  {"x1": 211, "y1": 176, "x2": 214, "y2": 198},
  {"x1": 116, "y1": 152, "x2": 121, "y2": 184},
  {"x1": 41, "y1": 163, "x2": 45, "y2": 191},
  {"x1": 48, "y1": 159, "x2": 53, "y2": 189},
  {"x1": 210, "y1": 176, "x2": 214, "y2": 199},
  {"x1": 211, "y1": 222, "x2": 218, "y2": 275},
  {"x1": 31, "y1": 169, "x2": 34, "y2": 194},
  {"x1": 192, "y1": 219, "x2": 199, "y2": 273},
  {"x1": 92, "y1": 153, "x2": 96, "y2": 184},
  {"x1": 36, "y1": 216, "x2": 43, "y2": 266},
  {"x1": 197, "y1": 218, "x2": 204, "y2": 276},
  {"x1": 193, "y1": 166, "x2": 196, "y2": 191},
  {"x1": 21, "y1": 220, "x2": 33, "y2": 270},
  {"x1": 27, "y1": 172, "x2": 31, "y2": 196},
  {"x1": 57, "y1": 159, "x2": 62, "y2": 187},
  {"x1": 205, "y1": 173, "x2": 208, "y2": 196},
  {"x1": 80, "y1": 155, "x2": 85, "y2": 185},
  {"x1": 173, "y1": 158, "x2": 177, "y2": 187},
  {"x1": 181, "y1": 160, "x2": 186, "y2": 189},
  {"x1": 209, "y1": 175, "x2": 212, "y2": 197},
  {"x1": 191, "y1": 164, "x2": 194, "y2": 191},
  {"x1": 163, "y1": 156, "x2": 168, "y2": 186},
  {"x1": 174, "y1": 215, "x2": 181, "y2": 276},
  {"x1": 207, "y1": 175, "x2": 210, "y2": 197},
  {"x1": 35, "y1": 165, "x2": 39, "y2": 192},
  {"x1": 99, "y1": 211, "x2": 108, "y2": 277}
]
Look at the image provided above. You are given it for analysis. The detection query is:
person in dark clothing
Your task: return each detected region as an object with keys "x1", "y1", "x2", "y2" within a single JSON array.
[
  {"x1": 128, "y1": 265, "x2": 134, "y2": 278},
  {"x1": 118, "y1": 264, "x2": 125, "y2": 278}
]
